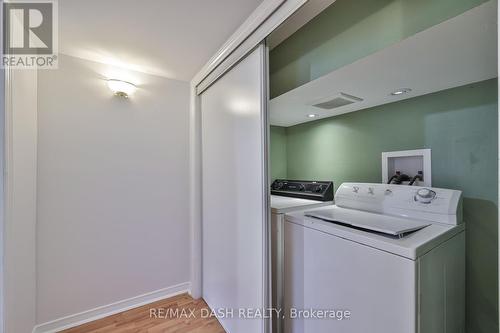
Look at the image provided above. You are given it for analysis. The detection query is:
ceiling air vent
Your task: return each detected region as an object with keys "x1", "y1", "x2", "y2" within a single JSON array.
[{"x1": 312, "y1": 93, "x2": 363, "y2": 110}]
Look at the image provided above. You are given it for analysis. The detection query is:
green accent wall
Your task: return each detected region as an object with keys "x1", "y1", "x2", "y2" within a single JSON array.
[
  {"x1": 270, "y1": 126, "x2": 287, "y2": 181},
  {"x1": 270, "y1": 79, "x2": 498, "y2": 332},
  {"x1": 269, "y1": 0, "x2": 490, "y2": 98}
]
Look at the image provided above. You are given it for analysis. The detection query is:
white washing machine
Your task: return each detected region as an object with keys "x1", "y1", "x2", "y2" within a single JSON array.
[
  {"x1": 270, "y1": 180, "x2": 334, "y2": 333},
  {"x1": 283, "y1": 183, "x2": 465, "y2": 333}
]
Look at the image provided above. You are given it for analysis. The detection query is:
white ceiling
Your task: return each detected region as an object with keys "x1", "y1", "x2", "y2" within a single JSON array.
[
  {"x1": 270, "y1": 1, "x2": 498, "y2": 127},
  {"x1": 59, "y1": 0, "x2": 263, "y2": 81}
]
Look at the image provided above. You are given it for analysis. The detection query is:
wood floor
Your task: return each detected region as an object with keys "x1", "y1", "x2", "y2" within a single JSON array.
[{"x1": 60, "y1": 293, "x2": 226, "y2": 333}]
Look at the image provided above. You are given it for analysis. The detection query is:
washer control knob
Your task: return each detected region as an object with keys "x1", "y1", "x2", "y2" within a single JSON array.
[
  {"x1": 353, "y1": 186, "x2": 359, "y2": 193},
  {"x1": 368, "y1": 187, "x2": 374, "y2": 195},
  {"x1": 415, "y1": 188, "x2": 436, "y2": 204}
]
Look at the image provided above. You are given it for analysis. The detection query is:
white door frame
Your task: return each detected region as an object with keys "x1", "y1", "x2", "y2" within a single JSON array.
[
  {"x1": 3, "y1": 67, "x2": 38, "y2": 333},
  {"x1": 189, "y1": 0, "x2": 308, "y2": 300}
]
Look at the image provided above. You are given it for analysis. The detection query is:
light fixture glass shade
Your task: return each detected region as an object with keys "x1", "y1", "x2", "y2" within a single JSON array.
[{"x1": 107, "y1": 79, "x2": 137, "y2": 97}]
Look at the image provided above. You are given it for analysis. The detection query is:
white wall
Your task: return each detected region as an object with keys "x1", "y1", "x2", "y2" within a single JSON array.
[
  {"x1": 35, "y1": 54, "x2": 190, "y2": 324},
  {"x1": 0, "y1": 67, "x2": 3, "y2": 333},
  {"x1": 4, "y1": 69, "x2": 38, "y2": 333}
]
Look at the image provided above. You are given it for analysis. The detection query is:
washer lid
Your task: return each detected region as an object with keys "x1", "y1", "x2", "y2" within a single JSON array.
[
  {"x1": 286, "y1": 206, "x2": 464, "y2": 260},
  {"x1": 305, "y1": 208, "x2": 431, "y2": 236}
]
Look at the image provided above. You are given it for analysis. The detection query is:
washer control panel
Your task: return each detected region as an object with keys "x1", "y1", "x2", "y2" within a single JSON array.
[{"x1": 335, "y1": 183, "x2": 462, "y2": 225}]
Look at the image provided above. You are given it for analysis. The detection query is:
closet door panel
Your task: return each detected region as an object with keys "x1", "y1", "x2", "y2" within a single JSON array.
[{"x1": 201, "y1": 45, "x2": 267, "y2": 333}]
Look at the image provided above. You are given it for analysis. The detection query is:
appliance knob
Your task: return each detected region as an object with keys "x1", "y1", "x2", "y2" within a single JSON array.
[
  {"x1": 315, "y1": 186, "x2": 322, "y2": 193},
  {"x1": 353, "y1": 186, "x2": 359, "y2": 193},
  {"x1": 299, "y1": 184, "x2": 305, "y2": 191},
  {"x1": 368, "y1": 187, "x2": 374, "y2": 195},
  {"x1": 415, "y1": 188, "x2": 436, "y2": 204}
]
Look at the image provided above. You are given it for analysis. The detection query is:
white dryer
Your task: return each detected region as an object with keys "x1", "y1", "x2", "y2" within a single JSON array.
[
  {"x1": 283, "y1": 183, "x2": 465, "y2": 333},
  {"x1": 270, "y1": 180, "x2": 334, "y2": 333}
]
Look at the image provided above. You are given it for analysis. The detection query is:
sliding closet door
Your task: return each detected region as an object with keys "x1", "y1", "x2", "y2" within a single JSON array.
[{"x1": 201, "y1": 44, "x2": 268, "y2": 333}]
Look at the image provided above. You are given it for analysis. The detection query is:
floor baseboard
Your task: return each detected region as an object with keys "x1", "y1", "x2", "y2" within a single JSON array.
[{"x1": 32, "y1": 282, "x2": 191, "y2": 333}]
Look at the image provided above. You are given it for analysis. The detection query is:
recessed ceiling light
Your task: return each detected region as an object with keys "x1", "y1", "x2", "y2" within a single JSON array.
[
  {"x1": 307, "y1": 114, "x2": 319, "y2": 118},
  {"x1": 391, "y1": 88, "x2": 412, "y2": 96}
]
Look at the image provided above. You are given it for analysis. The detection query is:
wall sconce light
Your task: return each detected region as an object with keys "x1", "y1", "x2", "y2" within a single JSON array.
[{"x1": 107, "y1": 79, "x2": 137, "y2": 98}]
